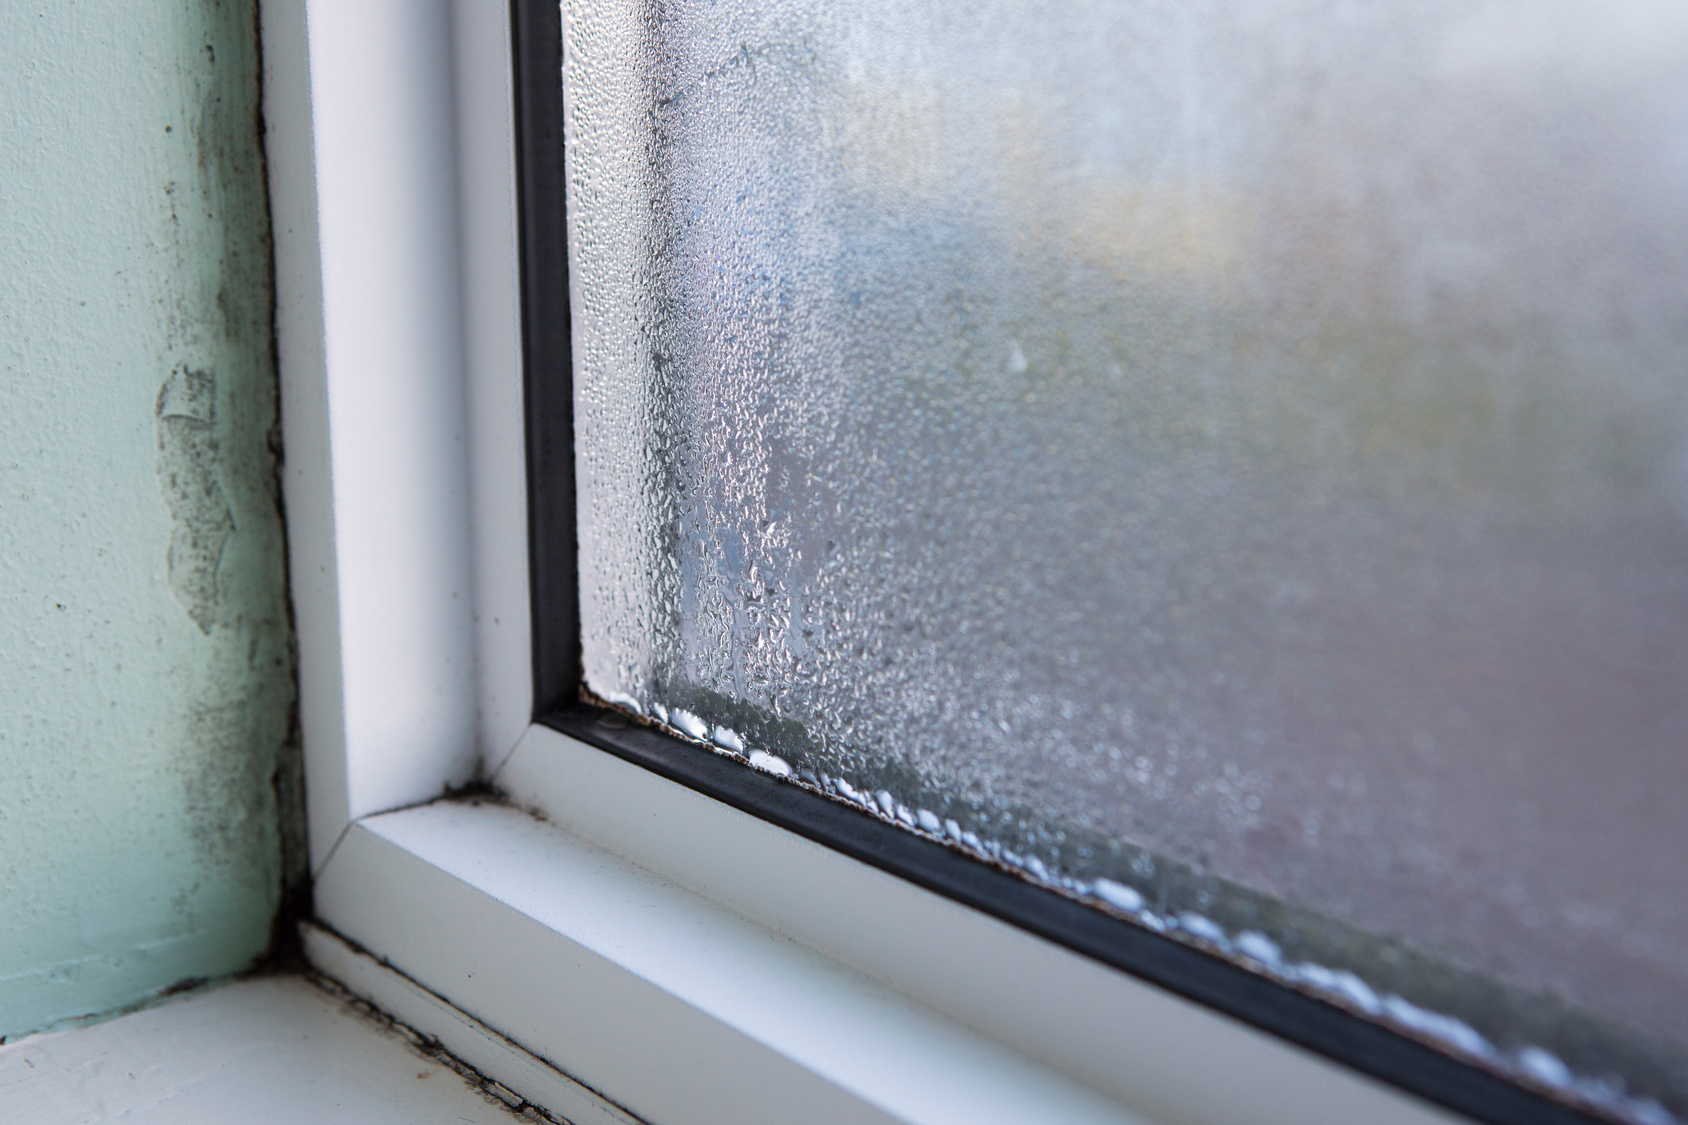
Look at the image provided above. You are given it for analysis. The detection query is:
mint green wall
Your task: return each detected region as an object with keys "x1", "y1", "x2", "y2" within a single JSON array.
[{"x1": 0, "y1": 1, "x2": 296, "y2": 1039}]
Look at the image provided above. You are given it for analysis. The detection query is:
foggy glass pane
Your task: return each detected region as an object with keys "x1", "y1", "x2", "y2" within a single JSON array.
[{"x1": 565, "y1": 1, "x2": 1688, "y2": 1115}]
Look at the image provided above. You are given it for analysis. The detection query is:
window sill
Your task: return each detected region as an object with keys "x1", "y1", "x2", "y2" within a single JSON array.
[{"x1": 0, "y1": 973, "x2": 521, "y2": 1124}]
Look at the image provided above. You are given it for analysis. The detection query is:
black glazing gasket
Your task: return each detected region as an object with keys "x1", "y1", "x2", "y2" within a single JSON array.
[
  {"x1": 513, "y1": 0, "x2": 580, "y2": 716},
  {"x1": 510, "y1": 4, "x2": 1604, "y2": 1123}
]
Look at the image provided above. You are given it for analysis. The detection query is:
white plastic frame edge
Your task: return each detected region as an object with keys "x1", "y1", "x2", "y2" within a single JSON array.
[
  {"x1": 263, "y1": 3, "x2": 1470, "y2": 1124},
  {"x1": 263, "y1": 0, "x2": 532, "y2": 875}
]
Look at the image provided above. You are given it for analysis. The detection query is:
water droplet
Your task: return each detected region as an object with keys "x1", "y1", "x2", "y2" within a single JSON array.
[
  {"x1": 748, "y1": 749, "x2": 792, "y2": 777},
  {"x1": 673, "y1": 709, "x2": 709, "y2": 740},
  {"x1": 1006, "y1": 339, "x2": 1029, "y2": 374},
  {"x1": 1178, "y1": 912, "x2": 1230, "y2": 948},
  {"x1": 1094, "y1": 878, "x2": 1144, "y2": 913},
  {"x1": 1235, "y1": 930, "x2": 1282, "y2": 965},
  {"x1": 1518, "y1": 1046, "x2": 1573, "y2": 1089}
]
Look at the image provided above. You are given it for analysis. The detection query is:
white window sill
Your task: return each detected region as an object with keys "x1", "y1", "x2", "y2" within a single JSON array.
[{"x1": 0, "y1": 974, "x2": 523, "y2": 1125}]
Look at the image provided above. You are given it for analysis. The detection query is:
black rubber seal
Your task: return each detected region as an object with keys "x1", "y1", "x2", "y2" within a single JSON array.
[{"x1": 512, "y1": 0, "x2": 580, "y2": 716}]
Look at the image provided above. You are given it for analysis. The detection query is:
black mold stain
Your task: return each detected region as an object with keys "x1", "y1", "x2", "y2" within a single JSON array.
[
  {"x1": 155, "y1": 365, "x2": 234, "y2": 633},
  {"x1": 158, "y1": 976, "x2": 208, "y2": 998}
]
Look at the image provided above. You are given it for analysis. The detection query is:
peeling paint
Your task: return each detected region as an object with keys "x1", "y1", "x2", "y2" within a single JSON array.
[{"x1": 156, "y1": 366, "x2": 234, "y2": 633}]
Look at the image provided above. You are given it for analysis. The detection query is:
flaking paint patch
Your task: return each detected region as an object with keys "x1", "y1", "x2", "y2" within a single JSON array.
[{"x1": 156, "y1": 366, "x2": 234, "y2": 633}]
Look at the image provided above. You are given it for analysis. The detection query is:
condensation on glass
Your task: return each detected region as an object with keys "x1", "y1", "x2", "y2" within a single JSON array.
[{"x1": 564, "y1": 1, "x2": 1688, "y2": 1117}]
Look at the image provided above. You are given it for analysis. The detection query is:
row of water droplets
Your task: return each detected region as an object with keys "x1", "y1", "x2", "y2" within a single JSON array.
[{"x1": 600, "y1": 686, "x2": 1676, "y2": 1125}]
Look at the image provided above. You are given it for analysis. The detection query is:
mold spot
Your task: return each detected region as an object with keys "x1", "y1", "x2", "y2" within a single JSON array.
[{"x1": 157, "y1": 976, "x2": 207, "y2": 998}]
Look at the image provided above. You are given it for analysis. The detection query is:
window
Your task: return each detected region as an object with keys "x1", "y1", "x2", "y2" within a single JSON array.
[{"x1": 267, "y1": 4, "x2": 1686, "y2": 1125}]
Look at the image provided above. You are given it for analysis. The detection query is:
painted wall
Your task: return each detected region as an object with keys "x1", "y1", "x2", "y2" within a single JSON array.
[{"x1": 0, "y1": 1, "x2": 297, "y2": 1039}]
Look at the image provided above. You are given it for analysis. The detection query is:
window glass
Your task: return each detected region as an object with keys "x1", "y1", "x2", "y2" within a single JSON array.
[{"x1": 566, "y1": 1, "x2": 1688, "y2": 1116}]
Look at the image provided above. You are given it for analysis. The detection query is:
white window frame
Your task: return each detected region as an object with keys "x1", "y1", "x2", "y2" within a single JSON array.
[{"x1": 260, "y1": 4, "x2": 1482, "y2": 1123}]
